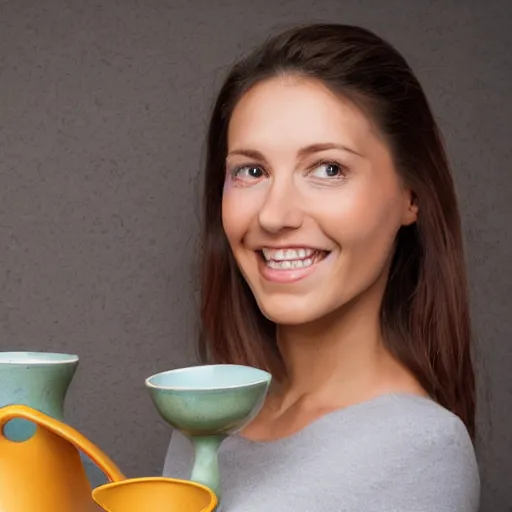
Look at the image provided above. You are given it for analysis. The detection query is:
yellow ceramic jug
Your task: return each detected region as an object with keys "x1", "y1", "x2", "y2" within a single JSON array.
[
  {"x1": 0, "y1": 404, "x2": 125, "y2": 512},
  {"x1": 92, "y1": 477, "x2": 218, "y2": 512}
]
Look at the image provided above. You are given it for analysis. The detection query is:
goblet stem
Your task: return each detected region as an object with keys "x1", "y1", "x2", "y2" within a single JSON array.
[{"x1": 189, "y1": 434, "x2": 227, "y2": 501}]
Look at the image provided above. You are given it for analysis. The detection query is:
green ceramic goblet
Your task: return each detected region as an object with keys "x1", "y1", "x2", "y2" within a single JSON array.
[{"x1": 145, "y1": 364, "x2": 271, "y2": 502}]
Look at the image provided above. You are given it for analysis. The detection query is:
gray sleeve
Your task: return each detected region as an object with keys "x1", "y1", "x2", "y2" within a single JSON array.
[
  {"x1": 162, "y1": 429, "x2": 194, "y2": 481},
  {"x1": 374, "y1": 414, "x2": 480, "y2": 512},
  {"x1": 162, "y1": 434, "x2": 174, "y2": 477}
]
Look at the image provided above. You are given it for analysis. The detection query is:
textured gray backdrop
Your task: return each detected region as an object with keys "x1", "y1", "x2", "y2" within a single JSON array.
[{"x1": 0, "y1": 0, "x2": 510, "y2": 510}]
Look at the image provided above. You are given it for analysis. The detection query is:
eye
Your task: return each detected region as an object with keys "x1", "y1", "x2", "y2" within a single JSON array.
[
  {"x1": 236, "y1": 166, "x2": 265, "y2": 179},
  {"x1": 230, "y1": 165, "x2": 268, "y2": 185},
  {"x1": 310, "y1": 161, "x2": 346, "y2": 179}
]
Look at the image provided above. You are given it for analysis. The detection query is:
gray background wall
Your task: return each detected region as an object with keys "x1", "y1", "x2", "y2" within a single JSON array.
[{"x1": 0, "y1": 0, "x2": 510, "y2": 510}]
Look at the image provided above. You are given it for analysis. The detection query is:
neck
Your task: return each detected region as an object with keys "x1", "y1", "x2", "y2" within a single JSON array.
[{"x1": 275, "y1": 274, "x2": 416, "y2": 409}]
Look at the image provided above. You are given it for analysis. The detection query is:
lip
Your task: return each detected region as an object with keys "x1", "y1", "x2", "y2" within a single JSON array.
[
  {"x1": 256, "y1": 244, "x2": 328, "y2": 251},
  {"x1": 257, "y1": 251, "x2": 328, "y2": 283}
]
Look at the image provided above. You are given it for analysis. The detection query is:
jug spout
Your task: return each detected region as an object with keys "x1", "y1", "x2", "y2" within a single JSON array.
[{"x1": 92, "y1": 477, "x2": 217, "y2": 512}]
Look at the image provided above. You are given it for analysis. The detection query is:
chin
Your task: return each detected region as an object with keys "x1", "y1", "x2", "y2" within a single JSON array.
[{"x1": 256, "y1": 298, "x2": 325, "y2": 326}]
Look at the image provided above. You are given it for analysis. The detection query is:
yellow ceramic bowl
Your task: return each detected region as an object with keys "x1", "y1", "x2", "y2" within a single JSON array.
[{"x1": 92, "y1": 477, "x2": 218, "y2": 512}]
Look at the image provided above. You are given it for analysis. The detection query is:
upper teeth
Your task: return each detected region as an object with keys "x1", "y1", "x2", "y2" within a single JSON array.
[{"x1": 262, "y1": 248, "x2": 316, "y2": 261}]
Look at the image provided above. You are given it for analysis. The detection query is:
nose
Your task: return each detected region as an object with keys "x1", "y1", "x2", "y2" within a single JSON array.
[{"x1": 258, "y1": 178, "x2": 303, "y2": 234}]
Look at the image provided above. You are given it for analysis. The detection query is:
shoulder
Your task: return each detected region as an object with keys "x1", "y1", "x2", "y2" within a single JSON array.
[
  {"x1": 358, "y1": 394, "x2": 479, "y2": 472},
  {"x1": 364, "y1": 393, "x2": 471, "y2": 435},
  {"x1": 368, "y1": 394, "x2": 476, "y2": 455},
  {"x1": 349, "y1": 394, "x2": 481, "y2": 511}
]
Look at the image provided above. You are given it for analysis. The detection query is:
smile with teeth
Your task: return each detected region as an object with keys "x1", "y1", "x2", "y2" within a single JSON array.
[{"x1": 260, "y1": 248, "x2": 327, "y2": 270}]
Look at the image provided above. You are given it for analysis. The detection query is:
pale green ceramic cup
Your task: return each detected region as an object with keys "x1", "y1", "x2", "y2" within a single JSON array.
[{"x1": 145, "y1": 364, "x2": 272, "y2": 502}]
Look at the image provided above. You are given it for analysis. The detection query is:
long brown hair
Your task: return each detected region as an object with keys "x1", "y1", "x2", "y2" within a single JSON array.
[{"x1": 198, "y1": 23, "x2": 476, "y2": 438}]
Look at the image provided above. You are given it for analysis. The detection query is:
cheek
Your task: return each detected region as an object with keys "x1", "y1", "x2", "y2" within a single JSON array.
[
  {"x1": 221, "y1": 192, "x2": 239, "y2": 246},
  {"x1": 319, "y1": 182, "x2": 403, "y2": 249},
  {"x1": 221, "y1": 186, "x2": 260, "y2": 246}
]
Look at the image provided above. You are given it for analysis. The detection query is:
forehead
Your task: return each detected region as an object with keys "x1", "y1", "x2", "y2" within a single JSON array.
[{"x1": 227, "y1": 75, "x2": 377, "y2": 153}]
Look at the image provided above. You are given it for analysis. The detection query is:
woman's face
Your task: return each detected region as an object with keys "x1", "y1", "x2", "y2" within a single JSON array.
[{"x1": 222, "y1": 76, "x2": 417, "y2": 325}]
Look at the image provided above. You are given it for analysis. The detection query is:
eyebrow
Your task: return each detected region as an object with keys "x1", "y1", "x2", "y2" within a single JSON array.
[{"x1": 226, "y1": 142, "x2": 363, "y2": 161}]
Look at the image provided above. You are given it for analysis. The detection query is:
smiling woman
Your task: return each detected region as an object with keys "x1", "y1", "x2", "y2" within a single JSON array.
[
  {"x1": 223, "y1": 77, "x2": 416, "y2": 326},
  {"x1": 163, "y1": 23, "x2": 480, "y2": 511}
]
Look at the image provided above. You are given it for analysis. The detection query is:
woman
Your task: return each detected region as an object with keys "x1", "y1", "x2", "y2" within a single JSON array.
[{"x1": 164, "y1": 23, "x2": 480, "y2": 511}]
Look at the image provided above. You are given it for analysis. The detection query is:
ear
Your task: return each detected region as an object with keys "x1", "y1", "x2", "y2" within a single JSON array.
[{"x1": 401, "y1": 189, "x2": 419, "y2": 226}]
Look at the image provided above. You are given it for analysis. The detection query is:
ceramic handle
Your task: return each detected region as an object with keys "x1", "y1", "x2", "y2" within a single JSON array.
[{"x1": 0, "y1": 404, "x2": 125, "y2": 482}]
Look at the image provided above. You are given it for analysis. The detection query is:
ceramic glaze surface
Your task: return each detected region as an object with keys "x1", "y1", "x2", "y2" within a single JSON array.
[
  {"x1": 0, "y1": 351, "x2": 78, "y2": 441},
  {"x1": 0, "y1": 351, "x2": 108, "y2": 488},
  {"x1": 0, "y1": 405, "x2": 125, "y2": 512},
  {"x1": 146, "y1": 364, "x2": 272, "y2": 502},
  {"x1": 148, "y1": 364, "x2": 271, "y2": 390},
  {"x1": 92, "y1": 477, "x2": 217, "y2": 512},
  {"x1": 146, "y1": 365, "x2": 271, "y2": 435}
]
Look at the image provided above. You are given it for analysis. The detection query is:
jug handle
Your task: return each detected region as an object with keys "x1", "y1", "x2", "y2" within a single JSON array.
[{"x1": 0, "y1": 404, "x2": 125, "y2": 482}]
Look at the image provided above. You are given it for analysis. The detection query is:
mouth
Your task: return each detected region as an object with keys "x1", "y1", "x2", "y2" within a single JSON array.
[{"x1": 258, "y1": 247, "x2": 330, "y2": 270}]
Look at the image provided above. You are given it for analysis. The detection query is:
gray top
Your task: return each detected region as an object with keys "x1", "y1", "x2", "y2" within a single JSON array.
[{"x1": 163, "y1": 393, "x2": 480, "y2": 512}]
